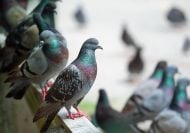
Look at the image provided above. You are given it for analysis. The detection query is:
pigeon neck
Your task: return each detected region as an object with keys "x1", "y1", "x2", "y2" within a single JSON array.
[
  {"x1": 159, "y1": 72, "x2": 175, "y2": 89},
  {"x1": 171, "y1": 84, "x2": 187, "y2": 111},
  {"x1": 44, "y1": 37, "x2": 63, "y2": 55},
  {"x1": 99, "y1": 92, "x2": 110, "y2": 107},
  {"x1": 32, "y1": 0, "x2": 49, "y2": 14},
  {"x1": 150, "y1": 69, "x2": 164, "y2": 80},
  {"x1": 78, "y1": 49, "x2": 96, "y2": 66}
]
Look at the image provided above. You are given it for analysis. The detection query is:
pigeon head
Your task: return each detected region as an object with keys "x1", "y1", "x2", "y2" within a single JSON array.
[
  {"x1": 156, "y1": 61, "x2": 167, "y2": 70},
  {"x1": 81, "y1": 38, "x2": 103, "y2": 51},
  {"x1": 177, "y1": 78, "x2": 190, "y2": 87},
  {"x1": 40, "y1": 30, "x2": 55, "y2": 41},
  {"x1": 98, "y1": 89, "x2": 110, "y2": 106},
  {"x1": 170, "y1": 78, "x2": 190, "y2": 110},
  {"x1": 43, "y1": 1, "x2": 57, "y2": 14},
  {"x1": 166, "y1": 65, "x2": 178, "y2": 75}
]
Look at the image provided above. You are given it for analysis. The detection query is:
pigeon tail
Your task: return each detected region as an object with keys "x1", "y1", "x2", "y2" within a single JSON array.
[{"x1": 6, "y1": 77, "x2": 30, "y2": 99}]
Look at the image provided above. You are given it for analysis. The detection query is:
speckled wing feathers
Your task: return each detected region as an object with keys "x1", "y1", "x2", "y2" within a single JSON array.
[{"x1": 45, "y1": 64, "x2": 82, "y2": 102}]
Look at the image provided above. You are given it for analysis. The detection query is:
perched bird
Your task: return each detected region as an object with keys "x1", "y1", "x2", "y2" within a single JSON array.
[
  {"x1": 0, "y1": 0, "x2": 58, "y2": 72},
  {"x1": 182, "y1": 37, "x2": 190, "y2": 54},
  {"x1": 121, "y1": 25, "x2": 136, "y2": 47},
  {"x1": 127, "y1": 46, "x2": 144, "y2": 81},
  {"x1": 95, "y1": 89, "x2": 138, "y2": 133},
  {"x1": 33, "y1": 38, "x2": 102, "y2": 132},
  {"x1": 5, "y1": 12, "x2": 69, "y2": 100},
  {"x1": 123, "y1": 61, "x2": 167, "y2": 113},
  {"x1": 0, "y1": 0, "x2": 26, "y2": 32},
  {"x1": 149, "y1": 78, "x2": 190, "y2": 133},
  {"x1": 122, "y1": 66, "x2": 178, "y2": 123},
  {"x1": 74, "y1": 5, "x2": 87, "y2": 27},
  {"x1": 167, "y1": 7, "x2": 186, "y2": 26}
]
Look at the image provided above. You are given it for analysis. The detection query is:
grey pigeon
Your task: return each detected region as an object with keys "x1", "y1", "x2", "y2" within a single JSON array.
[
  {"x1": 182, "y1": 37, "x2": 190, "y2": 54},
  {"x1": 123, "y1": 61, "x2": 167, "y2": 114},
  {"x1": 95, "y1": 89, "x2": 138, "y2": 133},
  {"x1": 128, "y1": 46, "x2": 144, "y2": 79},
  {"x1": 149, "y1": 78, "x2": 190, "y2": 133},
  {"x1": 5, "y1": 12, "x2": 69, "y2": 100},
  {"x1": 33, "y1": 38, "x2": 102, "y2": 132},
  {"x1": 121, "y1": 25, "x2": 136, "y2": 47},
  {"x1": 74, "y1": 5, "x2": 87, "y2": 27},
  {"x1": 0, "y1": 0, "x2": 59, "y2": 72},
  {"x1": 122, "y1": 66, "x2": 178, "y2": 123},
  {"x1": 167, "y1": 7, "x2": 186, "y2": 26}
]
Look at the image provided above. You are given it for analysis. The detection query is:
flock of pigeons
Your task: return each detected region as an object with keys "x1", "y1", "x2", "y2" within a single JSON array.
[{"x1": 0, "y1": 0, "x2": 190, "y2": 133}]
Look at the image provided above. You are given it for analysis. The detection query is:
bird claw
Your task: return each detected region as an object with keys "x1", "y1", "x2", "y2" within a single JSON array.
[
  {"x1": 41, "y1": 79, "x2": 54, "y2": 101},
  {"x1": 41, "y1": 88, "x2": 47, "y2": 101},
  {"x1": 67, "y1": 114, "x2": 76, "y2": 120},
  {"x1": 46, "y1": 79, "x2": 54, "y2": 87}
]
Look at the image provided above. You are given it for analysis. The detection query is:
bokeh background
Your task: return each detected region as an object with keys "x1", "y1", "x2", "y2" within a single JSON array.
[{"x1": 1, "y1": 0, "x2": 190, "y2": 132}]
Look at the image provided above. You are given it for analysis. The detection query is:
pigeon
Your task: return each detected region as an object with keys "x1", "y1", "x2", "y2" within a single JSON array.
[
  {"x1": 0, "y1": 0, "x2": 26, "y2": 32},
  {"x1": 0, "y1": 0, "x2": 58, "y2": 72},
  {"x1": 5, "y1": 12, "x2": 69, "y2": 100},
  {"x1": 182, "y1": 37, "x2": 190, "y2": 54},
  {"x1": 167, "y1": 7, "x2": 186, "y2": 26},
  {"x1": 122, "y1": 66, "x2": 178, "y2": 123},
  {"x1": 121, "y1": 25, "x2": 136, "y2": 47},
  {"x1": 95, "y1": 89, "x2": 140, "y2": 133},
  {"x1": 149, "y1": 78, "x2": 190, "y2": 133},
  {"x1": 74, "y1": 5, "x2": 87, "y2": 27},
  {"x1": 33, "y1": 38, "x2": 102, "y2": 132},
  {"x1": 127, "y1": 46, "x2": 144, "y2": 81},
  {"x1": 148, "y1": 109, "x2": 187, "y2": 133},
  {"x1": 122, "y1": 61, "x2": 167, "y2": 113}
]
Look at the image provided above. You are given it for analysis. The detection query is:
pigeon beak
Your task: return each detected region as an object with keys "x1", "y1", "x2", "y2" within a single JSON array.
[{"x1": 96, "y1": 45, "x2": 103, "y2": 50}]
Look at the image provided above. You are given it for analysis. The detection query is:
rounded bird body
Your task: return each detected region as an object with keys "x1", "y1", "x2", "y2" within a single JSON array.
[
  {"x1": 123, "y1": 65, "x2": 178, "y2": 123},
  {"x1": 167, "y1": 7, "x2": 186, "y2": 26},
  {"x1": 96, "y1": 89, "x2": 137, "y2": 133},
  {"x1": 122, "y1": 61, "x2": 167, "y2": 114},
  {"x1": 149, "y1": 78, "x2": 190, "y2": 133}
]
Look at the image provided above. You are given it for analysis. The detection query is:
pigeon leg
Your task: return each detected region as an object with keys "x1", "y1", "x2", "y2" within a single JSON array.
[
  {"x1": 73, "y1": 107, "x2": 84, "y2": 117},
  {"x1": 41, "y1": 85, "x2": 48, "y2": 101},
  {"x1": 46, "y1": 79, "x2": 54, "y2": 87},
  {"x1": 41, "y1": 79, "x2": 54, "y2": 100}
]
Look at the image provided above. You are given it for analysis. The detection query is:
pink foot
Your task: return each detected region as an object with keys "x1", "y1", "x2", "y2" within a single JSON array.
[
  {"x1": 67, "y1": 113, "x2": 77, "y2": 120},
  {"x1": 41, "y1": 86, "x2": 48, "y2": 101},
  {"x1": 46, "y1": 79, "x2": 54, "y2": 88},
  {"x1": 72, "y1": 108, "x2": 85, "y2": 117}
]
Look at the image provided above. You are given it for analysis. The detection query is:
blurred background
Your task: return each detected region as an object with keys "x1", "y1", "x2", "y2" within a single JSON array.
[{"x1": 1, "y1": 0, "x2": 190, "y2": 132}]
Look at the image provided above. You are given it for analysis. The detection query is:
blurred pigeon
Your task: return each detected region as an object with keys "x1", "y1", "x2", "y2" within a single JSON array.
[
  {"x1": 148, "y1": 109, "x2": 187, "y2": 133},
  {"x1": 182, "y1": 37, "x2": 190, "y2": 54},
  {"x1": 127, "y1": 46, "x2": 144, "y2": 81},
  {"x1": 122, "y1": 66, "x2": 178, "y2": 122},
  {"x1": 0, "y1": 0, "x2": 26, "y2": 32},
  {"x1": 33, "y1": 38, "x2": 102, "y2": 132},
  {"x1": 0, "y1": 0, "x2": 58, "y2": 72},
  {"x1": 121, "y1": 25, "x2": 136, "y2": 47},
  {"x1": 74, "y1": 5, "x2": 87, "y2": 27},
  {"x1": 95, "y1": 89, "x2": 138, "y2": 133},
  {"x1": 123, "y1": 61, "x2": 167, "y2": 113},
  {"x1": 149, "y1": 78, "x2": 190, "y2": 133},
  {"x1": 5, "y1": 12, "x2": 69, "y2": 100},
  {"x1": 167, "y1": 7, "x2": 186, "y2": 26}
]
